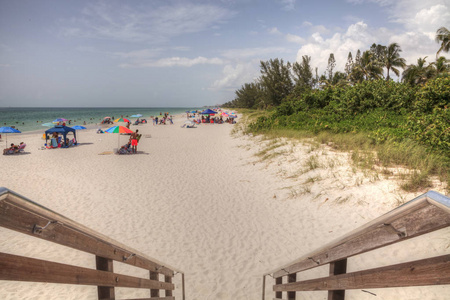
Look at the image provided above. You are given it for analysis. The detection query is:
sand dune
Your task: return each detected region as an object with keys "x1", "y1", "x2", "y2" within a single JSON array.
[{"x1": 0, "y1": 114, "x2": 448, "y2": 300}]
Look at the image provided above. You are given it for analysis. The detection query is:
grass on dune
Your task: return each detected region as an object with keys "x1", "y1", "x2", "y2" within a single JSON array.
[{"x1": 236, "y1": 113, "x2": 449, "y2": 192}]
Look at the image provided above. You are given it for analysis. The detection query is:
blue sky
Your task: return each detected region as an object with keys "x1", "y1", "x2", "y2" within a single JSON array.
[{"x1": 0, "y1": 0, "x2": 449, "y2": 107}]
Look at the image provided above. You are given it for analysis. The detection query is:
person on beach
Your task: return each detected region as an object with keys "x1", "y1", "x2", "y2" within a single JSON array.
[
  {"x1": 3, "y1": 143, "x2": 17, "y2": 154},
  {"x1": 130, "y1": 129, "x2": 139, "y2": 154}
]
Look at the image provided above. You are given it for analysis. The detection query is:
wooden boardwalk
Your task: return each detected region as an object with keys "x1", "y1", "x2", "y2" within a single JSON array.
[
  {"x1": 263, "y1": 190, "x2": 450, "y2": 300},
  {"x1": 0, "y1": 187, "x2": 185, "y2": 300}
]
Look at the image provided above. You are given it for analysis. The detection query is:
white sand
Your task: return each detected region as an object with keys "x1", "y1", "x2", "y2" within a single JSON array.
[{"x1": 0, "y1": 114, "x2": 449, "y2": 300}]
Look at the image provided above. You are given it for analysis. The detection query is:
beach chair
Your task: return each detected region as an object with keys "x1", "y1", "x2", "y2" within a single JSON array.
[
  {"x1": 3, "y1": 149, "x2": 15, "y2": 155},
  {"x1": 15, "y1": 143, "x2": 26, "y2": 153}
]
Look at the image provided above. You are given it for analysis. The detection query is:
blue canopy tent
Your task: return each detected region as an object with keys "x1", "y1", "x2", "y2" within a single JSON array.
[
  {"x1": 200, "y1": 109, "x2": 217, "y2": 115},
  {"x1": 45, "y1": 125, "x2": 77, "y2": 147}
]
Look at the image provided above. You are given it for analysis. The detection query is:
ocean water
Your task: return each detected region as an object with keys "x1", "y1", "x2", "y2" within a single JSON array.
[{"x1": 0, "y1": 107, "x2": 203, "y2": 132}]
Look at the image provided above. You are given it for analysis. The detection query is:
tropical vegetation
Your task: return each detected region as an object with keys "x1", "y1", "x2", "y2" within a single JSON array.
[{"x1": 223, "y1": 28, "x2": 450, "y2": 191}]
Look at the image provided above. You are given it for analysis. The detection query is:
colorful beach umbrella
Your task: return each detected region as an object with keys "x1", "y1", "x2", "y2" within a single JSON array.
[
  {"x1": 0, "y1": 127, "x2": 21, "y2": 147},
  {"x1": 105, "y1": 125, "x2": 134, "y2": 148},
  {"x1": 114, "y1": 117, "x2": 130, "y2": 123},
  {"x1": 52, "y1": 118, "x2": 68, "y2": 123},
  {"x1": 105, "y1": 126, "x2": 133, "y2": 134}
]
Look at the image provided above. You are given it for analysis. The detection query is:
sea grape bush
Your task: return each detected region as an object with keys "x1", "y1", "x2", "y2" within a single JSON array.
[{"x1": 249, "y1": 77, "x2": 449, "y2": 154}]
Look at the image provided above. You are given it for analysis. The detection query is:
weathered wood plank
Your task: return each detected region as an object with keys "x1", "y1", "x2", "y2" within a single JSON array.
[
  {"x1": 275, "y1": 277, "x2": 282, "y2": 299},
  {"x1": 150, "y1": 271, "x2": 160, "y2": 297},
  {"x1": 328, "y1": 259, "x2": 347, "y2": 300},
  {"x1": 96, "y1": 256, "x2": 115, "y2": 299},
  {"x1": 262, "y1": 275, "x2": 266, "y2": 300},
  {"x1": 0, "y1": 199, "x2": 174, "y2": 276},
  {"x1": 287, "y1": 273, "x2": 296, "y2": 300},
  {"x1": 274, "y1": 254, "x2": 450, "y2": 292},
  {"x1": 274, "y1": 202, "x2": 450, "y2": 278},
  {"x1": 124, "y1": 298, "x2": 174, "y2": 300},
  {"x1": 0, "y1": 252, "x2": 174, "y2": 290},
  {"x1": 165, "y1": 275, "x2": 173, "y2": 297},
  {"x1": 182, "y1": 272, "x2": 186, "y2": 300}
]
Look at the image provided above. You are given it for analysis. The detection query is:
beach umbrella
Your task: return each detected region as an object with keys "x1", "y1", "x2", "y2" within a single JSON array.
[
  {"x1": 131, "y1": 114, "x2": 143, "y2": 118},
  {"x1": 104, "y1": 125, "x2": 134, "y2": 148},
  {"x1": 114, "y1": 117, "x2": 130, "y2": 123},
  {"x1": 0, "y1": 127, "x2": 21, "y2": 147},
  {"x1": 71, "y1": 125, "x2": 87, "y2": 142},
  {"x1": 52, "y1": 118, "x2": 68, "y2": 123},
  {"x1": 201, "y1": 109, "x2": 217, "y2": 115}
]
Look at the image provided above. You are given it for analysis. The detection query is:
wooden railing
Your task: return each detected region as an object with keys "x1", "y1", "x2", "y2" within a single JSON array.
[
  {"x1": 262, "y1": 190, "x2": 450, "y2": 300},
  {"x1": 0, "y1": 187, "x2": 185, "y2": 300}
]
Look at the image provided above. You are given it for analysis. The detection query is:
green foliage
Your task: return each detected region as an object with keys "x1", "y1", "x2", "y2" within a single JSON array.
[{"x1": 406, "y1": 75, "x2": 450, "y2": 154}]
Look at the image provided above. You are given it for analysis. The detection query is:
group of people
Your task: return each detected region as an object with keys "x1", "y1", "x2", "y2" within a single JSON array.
[
  {"x1": 118, "y1": 129, "x2": 140, "y2": 154},
  {"x1": 152, "y1": 112, "x2": 173, "y2": 125},
  {"x1": 3, "y1": 142, "x2": 25, "y2": 155}
]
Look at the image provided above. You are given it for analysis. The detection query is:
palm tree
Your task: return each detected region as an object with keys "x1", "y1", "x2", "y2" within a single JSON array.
[
  {"x1": 435, "y1": 27, "x2": 450, "y2": 58},
  {"x1": 384, "y1": 43, "x2": 406, "y2": 81},
  {"x1": 351, "y1": 50, "x2": 383, "y2": 82},
  {"x1": 434, "y1": 56, "x2": 450, "y2": 75},
  {"x1": 402, "y1": 57, "x2": 436, "y2": 86}
]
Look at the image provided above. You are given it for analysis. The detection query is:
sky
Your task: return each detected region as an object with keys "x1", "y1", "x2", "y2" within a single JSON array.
[{"x1": 0, "y1": 0, "x2": 449, "y2": 107}]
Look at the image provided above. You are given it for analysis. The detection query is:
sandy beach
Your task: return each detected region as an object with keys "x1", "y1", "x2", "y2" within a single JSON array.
[{"x1": 0, "y1": 113, "x2": 449, "y2": 300}]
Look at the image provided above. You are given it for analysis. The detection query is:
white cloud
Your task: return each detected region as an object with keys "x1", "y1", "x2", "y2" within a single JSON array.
[
  {"x1": 113, "y1": 49, "x2": 163, "y2": 59},
  {"x1": 300, "y1": 21, "x2": 330, "y2": 35},
  {"x1": 278, "y1": 0, "x2": 296, "y2": 11},
  {"x1": 296, "y1": 21, "x2": 381, "y2": 75},
  {"x1": 220, "y1": 47, "x2": 291, "y2": 59},
  {"x1": 295, "y1": 0, "x2": 449, "y2": 76},
  {"x1": 120, "y1": 56, "x2": 225, "y2": 68},
  {"x1": 286, "y1": 33, "x2": 305, "y2": 44},
  {"x1": 210, "y1": 61, "x2": 260, "y2": 91},
  {"x1": 60, "y1": 2, "x2": 236, "y2": 44},
  {"x1": 268, "y1": 27, "x2": 282, "y2": 35}
]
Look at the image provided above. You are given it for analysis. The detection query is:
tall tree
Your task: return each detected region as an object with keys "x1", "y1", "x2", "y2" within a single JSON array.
[
  {"x1": 233, "y1": 82, "x2": 263, "y2": 108},
  {"x1": 292, "y1": 55, "x2": 314, "y2": 91},
  {"x1": 435, "y1": 27, "x2": 450, "y2": 58},
  {"x1": 355, "y1": 49, "x2": 362, "y2": 66},
  {"x1": 345, "y1": 52, "x2": 354, "y2": 77},
  {"x1": 384, "y1": 43, "x2": 406, "y2": 81},
  {"x1": 402, "y1": 56, "x2": 436, "y2": 86},
  {"x1": 434, "y1": 56, "x2": 450, "y2": 75},
  {"x1": 259, "y1": 58, "x2": 293, "y2": 106},
  {"x1": 350, "y1": 50, "x2": 383, "y2": 82},
  {"x1": 326, "y1": 53, "x2": 336, "y2": 81},
  {"x1": 370, "y1": 43, "x2": 387, "y2": 63}
]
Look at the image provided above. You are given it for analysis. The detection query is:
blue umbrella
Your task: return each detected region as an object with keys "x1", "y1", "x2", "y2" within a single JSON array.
[
  {"x1": 72, "y1": 125, "x2": 86, "y2": 130},
  {"x1": 0, "y1": 127, "x2": 21, "y2": 147},
  {"x1": 200, "y1": 109, "x2": 217, "y2": 115}
]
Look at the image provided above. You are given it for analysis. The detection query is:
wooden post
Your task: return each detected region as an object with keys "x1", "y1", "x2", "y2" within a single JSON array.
[
  {"x1": 275, "y1": 276, "x2": 282, "y2": 299},
  {"x1": 150, "y1": 271, "x2": 159, "y2": 297},
  {"x1": 182, "y1": 273, "x2": 186, "y2": 300},
  {"x1": 262, "y1": 275, "x2": 266, "y2": 300},
  {"x1": 165, "y1": 275, "x2": 173, "y2": 297},
  {"x1": 328, "y1": 259, "x2": 347, "y2": 300},
  {"x1": 288, "y1": 273, "x2": 296, "y2": 300},
  {"x1": 96, "y1": 256, "x2": 115, "y2": 300}
]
